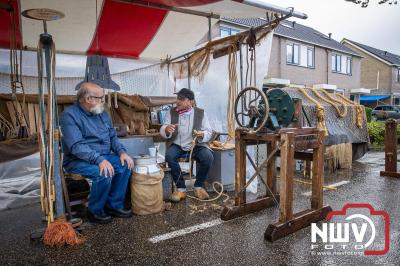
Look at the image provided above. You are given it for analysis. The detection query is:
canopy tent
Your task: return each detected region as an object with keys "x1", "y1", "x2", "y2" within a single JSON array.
[
  {"x1": 0, "y1": 0, "x2": 306, "y2": 60},
  {"x1": 0, "y1": 0, "x2": 307, "y2": 214},
  {"x1": 360, "y1": 95, "x2": 390, "y2": 102}
]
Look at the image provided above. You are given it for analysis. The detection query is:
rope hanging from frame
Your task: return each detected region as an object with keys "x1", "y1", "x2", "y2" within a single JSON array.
[
  {"x1": 4, "y1": 3, "x2": 27, "y2": 138},
  {"x1": 167, "y1": 15, "x2": 281, "y2": 82}
]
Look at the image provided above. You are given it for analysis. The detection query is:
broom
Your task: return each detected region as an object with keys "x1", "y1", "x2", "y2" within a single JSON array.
[{"x1": 37, "y1": 39, "x2": 84, "y2": 246}]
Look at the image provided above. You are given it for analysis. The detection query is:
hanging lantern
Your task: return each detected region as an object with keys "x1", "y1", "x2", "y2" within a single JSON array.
[{"x1": 75, "y1": 55, "x2": 120, "y2": 91}]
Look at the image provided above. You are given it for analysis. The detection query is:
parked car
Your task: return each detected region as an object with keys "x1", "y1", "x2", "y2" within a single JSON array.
[{"x1": 371, "y1": 105, "x2": 400, "y2": 120}]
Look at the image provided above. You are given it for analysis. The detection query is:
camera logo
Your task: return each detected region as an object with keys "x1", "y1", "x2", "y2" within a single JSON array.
[{"x1": 311, "y1": 204, "x2": 390, "y2": 255}]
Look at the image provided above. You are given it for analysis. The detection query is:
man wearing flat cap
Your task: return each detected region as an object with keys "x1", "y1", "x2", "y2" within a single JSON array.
[{"x1": 160, "y1": 88, "x2": 214, "y2": 202}]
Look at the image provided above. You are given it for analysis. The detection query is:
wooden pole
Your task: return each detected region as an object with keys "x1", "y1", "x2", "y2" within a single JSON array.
[
  {"x1": 311, "y1": 129, "x2": 325, "y2": 209},
  {"x1": 385, "y1": 119, "x2": 396, "y2": 173},
  {"x1": 279, "y1": 132, "x2": 294, "y2": 222},
  {"x1": 380, "y1": 119, "x2": 400, "y2": 178},
  {"x1": 235, "y1": 129, "x2": 247, "y2": 205},
  {"x1": 266, "y1": 141, "x2": 277, "y2": 196}
]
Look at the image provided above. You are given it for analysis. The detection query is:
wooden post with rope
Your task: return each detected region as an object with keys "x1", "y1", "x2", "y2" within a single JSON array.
[
  {"x1": 264, "y1": 128, "x2": 332, "y2": 242},
  {"x1": 380, "y1": 119, "x2": 400, "y2": 178},
  {"x1": 220, "y1": 126, "x2": 332, "y2": 241}
]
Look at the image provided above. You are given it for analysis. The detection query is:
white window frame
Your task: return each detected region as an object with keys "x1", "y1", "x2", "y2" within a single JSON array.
[
  {"x1": 346, "y1": 56, "x2": 352, "y2": 75},
  {"x1": 307, "y1": 47, "x2": 315, "y2": 68},
  {"x1": 332, "y1": 53, "x2": 342, "y2": 73},
  {"x1": 286, "y1": 43, "x2": 300, "y2": 65},
  {"x1": 220, "y1": 26, "x2": 240, "y2": 37}
]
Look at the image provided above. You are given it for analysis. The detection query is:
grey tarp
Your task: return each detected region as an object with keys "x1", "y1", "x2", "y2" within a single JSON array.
[
  {"x1": 0, "y1": 153, "x2": 40, "y2": 211},
  {"x1": 284, "y1": 88, "x2": 369, "y2": 145}
]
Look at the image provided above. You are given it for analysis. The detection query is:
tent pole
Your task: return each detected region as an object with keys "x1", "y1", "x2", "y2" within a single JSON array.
[
  {"x1": 167, "y1": 13, "x2": 290, "y2": 64},
  {"x1": 208, "y1": 16, "x2": 212, "y2": 42}
]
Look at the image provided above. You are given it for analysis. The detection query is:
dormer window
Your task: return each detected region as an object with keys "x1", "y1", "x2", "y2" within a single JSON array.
[{"x1": 220, "y1": 26, "x2": 240, "y2": 37}]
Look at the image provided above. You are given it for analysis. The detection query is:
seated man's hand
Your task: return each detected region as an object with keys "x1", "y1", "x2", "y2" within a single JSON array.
[
  {"x1": 99, "y1": 159, "x2": 115, "y2": 177},
  {"x1": 120, "y1": 152, "x2": 134, "y2": 170},
  {"x1": 165, "y1": 124, "x2": 177, "y2": 135}
]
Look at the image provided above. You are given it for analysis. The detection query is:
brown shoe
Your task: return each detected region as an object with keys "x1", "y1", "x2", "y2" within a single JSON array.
[
  {"x1": 194, "y1": 188, "x2": 210, "y2": 200},
  {"x1": 170, "y1": 191, "x2": 186, "y2": 202}
]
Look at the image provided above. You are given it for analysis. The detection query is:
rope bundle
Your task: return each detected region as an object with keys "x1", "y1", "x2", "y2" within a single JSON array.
[
  {"x1": 43, "y1": 218, "x2": 85, "y2": 247},
  {"x1": 295, "y1": 87, "x2": 328, "y2": 135}
]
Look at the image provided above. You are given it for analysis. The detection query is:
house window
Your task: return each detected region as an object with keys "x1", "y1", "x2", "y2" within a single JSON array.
[
  {"x1": 397, "y1": 68, "x2": 400, "y2": 82},
  {"x1": 332, "y1": 54, "x2": 342, "y2": 72},
  {"x1": 231, "y1": 29, "x2": 240, "y2": 35},
  {"x1": 307, "y1": 47, "x2": 315, "y2": 68},
  {"x1": 220, "y1": 26, "x2": 240, "y2": 37},
  {"x1": 286, "y1": 43, "x2": 300, "y2": 65},
  {"x1": 220, "y1": 27, "x2": 230, "y2": 38},
  {"x1": 346, "y1": 57, "x2": 352, "y2": 75}
]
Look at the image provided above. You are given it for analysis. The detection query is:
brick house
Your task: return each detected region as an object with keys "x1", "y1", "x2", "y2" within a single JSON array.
[
  {"x1": 341, "y1": 39, "x2": 400, "y2": 106},
  {"x1": 218, "y1": 18, "x2": 362, "y2": 95}
]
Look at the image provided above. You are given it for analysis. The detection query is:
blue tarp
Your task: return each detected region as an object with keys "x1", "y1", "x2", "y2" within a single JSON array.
[{"x1": 360, "y1": 95, "x2": 390, "y2": 102}]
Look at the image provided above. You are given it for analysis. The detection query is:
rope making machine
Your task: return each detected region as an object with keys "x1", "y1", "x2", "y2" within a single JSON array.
[{"x1": 222, "y1": 86, "x2": 332, "y2": 242}]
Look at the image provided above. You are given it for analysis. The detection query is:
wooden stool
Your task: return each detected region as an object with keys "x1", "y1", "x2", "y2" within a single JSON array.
[{"x1": 64, "y1": 173, "x2": 90, "y2": 207}]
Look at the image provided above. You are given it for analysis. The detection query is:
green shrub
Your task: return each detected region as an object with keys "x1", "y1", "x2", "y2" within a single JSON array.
[
  {"x1": 365, "y1": 107, "x2": 372, "y2": 122},
  {"x1": 367, "y1": 121, "x2": 385, "y2": 146},
  {"x1": 368, "y1": 120, "x2": 400, "y2": 147}
]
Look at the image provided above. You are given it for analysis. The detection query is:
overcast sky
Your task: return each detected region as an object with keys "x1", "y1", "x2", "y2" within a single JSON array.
[{"x1": 266, "y1": 0, "x2": 400, "y2": 55}]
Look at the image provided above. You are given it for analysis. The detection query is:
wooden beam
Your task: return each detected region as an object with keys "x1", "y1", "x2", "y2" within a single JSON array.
[
  {"x1": 276, "y1": 150, "x2": 314, "y2": 161},
  {"x1": 33, "y1": 104, "x2": 40, "y2": 133},
  {"x1": 279, "y1": 132, "x2": 295, "y2": 222},
  {"x1": 311, "y1": 130, "x2": 325, "y2": 210},
  {"x1": 6, "y1": 101, "x2": 17, "y2": 127},
  {"x1": 266, "y1": 141, "x2": 277, "y2": 196},
  {"x1": 380, "y1": 171, "x2": 400, "y2": 178},
  {"x1": 264, "y1": 206, "x2": 332, "y2": 242},
  {"x1": 235, "y1": 129, "x2": 247, "y2": 206},
  {"x1": 242, "y1": 133, "x2": 280, "y2": 142},
  {"x1": 304, "y1": 160, "x2": 312, "y2": 179},
  {"x1": 295, "y1": 139, "x2": 319, "y2": 151},
  {"x1": 27, "y1": 103, "x2": 36, "y2": 134},
  {"x1": 0, "y1": 94, "x2": 76, "y2": 104},
  {"x1": 279, "y1": 127, "x2": 317, "y2": 135},
  {"x1": 221, "y1": 196, "x2": 279, "y2": 221},
  {"x1": 382, "y1": 119, "x2": 397, "y2": 174}
]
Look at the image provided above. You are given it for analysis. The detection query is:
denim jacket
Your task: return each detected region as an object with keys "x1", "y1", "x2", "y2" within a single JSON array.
[{"x1": 60, "y1": 103, "x2": 126, "y2": 169}]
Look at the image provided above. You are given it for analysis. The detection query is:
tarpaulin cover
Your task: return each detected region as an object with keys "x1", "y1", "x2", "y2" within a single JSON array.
[
  {"x1": 285, "y1": 88, "x2": 369, "y2": 146},
  {"x1": 0, "y1": 153, "x2": 40, "y2": 211}
]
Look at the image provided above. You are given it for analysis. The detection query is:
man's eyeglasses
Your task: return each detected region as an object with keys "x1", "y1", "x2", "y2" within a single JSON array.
[{"x1": 89, "y1": 95, "x2": 105, "y2": 101}]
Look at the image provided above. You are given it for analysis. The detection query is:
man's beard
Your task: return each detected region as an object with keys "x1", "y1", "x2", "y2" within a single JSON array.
[{"x1": 89, "y1": 104, "x2": 104, "y2": 115}]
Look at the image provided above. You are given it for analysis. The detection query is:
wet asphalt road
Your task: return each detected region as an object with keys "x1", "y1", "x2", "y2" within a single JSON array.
[{"x1": 0, "y1": 151, "x2": 399, "y2": 265}]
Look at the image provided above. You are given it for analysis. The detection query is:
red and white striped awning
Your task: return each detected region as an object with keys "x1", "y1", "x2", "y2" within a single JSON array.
[{"x1": 0, "y1": 0, "x2": 306, "y2": 60}]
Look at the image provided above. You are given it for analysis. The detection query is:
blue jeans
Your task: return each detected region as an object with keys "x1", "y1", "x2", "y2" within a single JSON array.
[
  {"x1": 165, "y1": 144, "x2": 214, "y2": 189},
  {"x1": 65, "y1": 154, "x2": 131, "y2": 215}
]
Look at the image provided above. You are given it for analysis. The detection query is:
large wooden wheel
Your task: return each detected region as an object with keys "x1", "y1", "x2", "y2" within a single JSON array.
[{"x1": 234, "y1": 86, "x2": 269, "y2": 133}]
